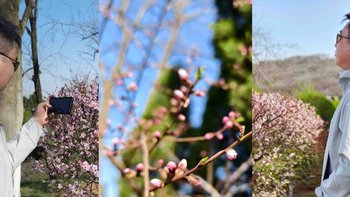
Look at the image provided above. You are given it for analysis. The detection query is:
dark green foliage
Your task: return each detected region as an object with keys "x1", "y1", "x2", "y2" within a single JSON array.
[{"x1": 296, "y1": 86, "x2": 336, "y2": 123}]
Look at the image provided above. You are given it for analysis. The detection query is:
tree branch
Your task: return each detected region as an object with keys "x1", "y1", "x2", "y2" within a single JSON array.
[{"x1": 19, "y1": 0, "x2": 34, "y2": 35}]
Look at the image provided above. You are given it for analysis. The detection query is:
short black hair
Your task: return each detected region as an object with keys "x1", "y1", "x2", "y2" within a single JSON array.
[{"x1": 0, "y1": 16, "x2": 21, "y2": 54}]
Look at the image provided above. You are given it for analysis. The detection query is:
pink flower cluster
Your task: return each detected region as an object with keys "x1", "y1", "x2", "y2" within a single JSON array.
[
  {"x1": 33, "y1": 77, "x2": 98, "y2": 195},
  {"x1": 252, "y1": 92, "x2": 324, "y2": 196}
]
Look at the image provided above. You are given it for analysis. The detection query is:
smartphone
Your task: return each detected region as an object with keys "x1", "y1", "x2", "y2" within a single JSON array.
[{"x1": 48, "y1": 97, "x2": 74, "y2": 115}]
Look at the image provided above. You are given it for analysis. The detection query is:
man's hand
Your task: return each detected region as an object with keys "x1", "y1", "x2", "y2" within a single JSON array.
[{"x1": 34, "y1": 101, "x2": 53, "y2": 126}]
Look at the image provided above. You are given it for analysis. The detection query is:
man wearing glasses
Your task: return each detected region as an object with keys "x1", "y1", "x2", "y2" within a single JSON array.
[
  {"x1": 315, "y1": 13, "x2": 350, "y2": 197},
  {"x1": 0, "y1": 16, "x2": 51, "y2": 196}
]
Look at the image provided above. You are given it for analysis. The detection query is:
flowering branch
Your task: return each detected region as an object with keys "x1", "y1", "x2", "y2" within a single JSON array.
[{"x1": 149, "y1": 130, "x2": 252, "y2": 192}]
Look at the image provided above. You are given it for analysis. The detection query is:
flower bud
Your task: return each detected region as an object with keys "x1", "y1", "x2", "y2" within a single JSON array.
[
  {"x1": 204, "y1": 132, "x2": 214, "y2": 140},
  {"x1": 216, "y1": 133, "x2": 224, "y2": 140},
  {"x1": 178, "y1": 114, "x2": 186, "y2": 121},
  {"x1": 128, "y1": 82, "x2": 138, "y2": 91},
  {"x1": 154, "y1": 131, "x2": 161, "y2": 139},
  {"x1": 170, "y1": 98, "x2": 178, "y2": 106},
  {"x1": 136, "y1": 163, "x2": 144, "y2": 172},
  {"x1": 157, "y1": 159, "x2": 164, "y2": 167},
  {"x1": 115, "y1": 79, "x2": 123, "y2": 85},
  {"x1": 112, "y1": 138, "x2": 120, "y2": 145},
  {"x1": 123, "y1": 168, "x2": 131, "y2": 174},
  {"x1": 166, "y1": 161, "x2": 177, "y2": 173},
  {"x1": 180, "y1": 86, "x2": 188, "y2": 93},
  {"x1": 178, "y1": 68, "x2": 189, "y2": 81},
  {"x1": 222, "y1": 116, "x2": 230, "y2": 124},
  {"x1": 174, "y1": 90, "x2": 184, "y2": 100},
  {"x1": 225, "y1": 121, "x2": 233, "y2": 129},
  {"x1": 226, "y1": 149, "x2": 238, "y2": 160},
  {"x1": 150, "y1": 178, "x2": 163, "y2": 188},
  {"x1": 106, "y1": 150, "x2": 115, "y2": 157},
  {"x1": 124, "y1": 72, "x2": 133, "y2": 78},
  {"x1": 183, "y1": 98, "x2": 190, "y2": 108},
  {"x1": 108, "y1": 99, "x2": 115, "y2": 106},
  {"x1": 178, "y1": 159, "x2": 187, "y2": 171},
  {"x1": 228, "y1": 111, "x2": 236, "y2": 118}
]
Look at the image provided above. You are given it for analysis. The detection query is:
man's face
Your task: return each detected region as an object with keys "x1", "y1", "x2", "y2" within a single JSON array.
[
  {"x1": 336, "y1": 22, "x2": 350, "y2": 69},
  {"x1": 0, "y1": 47, "x2": 16, "y2": 93}
]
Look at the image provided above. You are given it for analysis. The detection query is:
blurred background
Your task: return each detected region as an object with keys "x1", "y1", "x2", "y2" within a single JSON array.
[{"x1": 99, "y1": 0, "x2": 252, "y2": 196}]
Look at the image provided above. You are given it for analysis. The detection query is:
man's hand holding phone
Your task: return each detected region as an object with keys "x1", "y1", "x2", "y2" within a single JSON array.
[{"x1": 34, "y1": 101, "x2": 53, "y2": 126}]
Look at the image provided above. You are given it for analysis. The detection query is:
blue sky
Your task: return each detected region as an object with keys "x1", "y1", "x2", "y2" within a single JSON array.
[
  {"x1": 253, "y1": 0, "x2": 350, "y2": 59},
  {"x1": 20, "y1": 0, "x2": 98, "y2": 97}
]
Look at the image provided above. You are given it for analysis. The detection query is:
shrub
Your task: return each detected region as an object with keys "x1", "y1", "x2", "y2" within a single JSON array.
[
  {"x1": 252, "y1": 92, "x2": 324, "y2": 196},
  {"x1": 295, "y1": 86, "x2": 335, "y2": 122}
]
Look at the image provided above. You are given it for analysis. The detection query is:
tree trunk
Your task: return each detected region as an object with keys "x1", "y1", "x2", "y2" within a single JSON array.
[
  {"x1": 0, "y1": 0, "x2": 22, "y2": 140},
  {"x1": 29, "y1": 0, "x2": 42, "y2": 104}
]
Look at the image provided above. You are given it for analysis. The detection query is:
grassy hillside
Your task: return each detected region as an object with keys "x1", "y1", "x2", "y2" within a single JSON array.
[{"x1": 253, "y1": 54, "x2": 342, "y2": 96}]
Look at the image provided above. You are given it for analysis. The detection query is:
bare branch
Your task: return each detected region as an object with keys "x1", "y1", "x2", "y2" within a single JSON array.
[{"x1": 19, "y1": 0, "x2": 34, "y2": 35}]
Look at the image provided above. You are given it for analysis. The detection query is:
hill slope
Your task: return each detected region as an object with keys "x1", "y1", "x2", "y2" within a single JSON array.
[{"x1": 253, "y1": 54, "x2": 342, "y2": 96}]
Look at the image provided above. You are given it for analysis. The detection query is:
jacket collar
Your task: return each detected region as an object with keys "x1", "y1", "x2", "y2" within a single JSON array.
[{"x1": 339, "y1": 69, "x2": 350, "y2": 95}]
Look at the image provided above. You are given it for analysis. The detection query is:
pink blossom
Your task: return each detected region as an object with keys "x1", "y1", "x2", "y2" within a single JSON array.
[
  {"x1": 128, "y1": 82, "x2": 138, "y2": 91},
  {"x1": 180, "y1": 86, "x2": 188, "y2": 93},
  {"x1": 178, "y1": 68, "x2": 189, "y2": 81},
  {"x1": 150, "y1": 178, "x2": 163, "y2": 188},
  {"x1": 157, "y1": 159, "x2": 164, "y2": 167},
  {"x1": 170, "y1": 98, "x2": 178, "y2": 106},
  {"x1": 154, "y1": 131, "x2": 161, "y2": 139},
  {"x1": 228, "y1": 111, "x2": 236, "y2": 119},
  {"x1": 112, "y1": 138, "x2": 120, "y2": 145},
  {"x1": 178, "y1": 159, "x2": 187, "y2": 171},
  {"x1": 225, "y1": 121, "x2": 233, "y2": 129},
  {"x1": 124, "y1": 72, "x2": 133, "y2": 78},
  {"x1": 174, "y1": 89, "x2": 184, "y2": 100},
  {"x1": 108, "y1": 99, "x2": 115, "y2": 106},
  {"x1": 222, "y1": 116, "x2": 230, "y2": 124},
  {"x1": 204, "y1": 132, "x2": 214, "y2": 140},
  {"x1": 115, "y1": 79, "x2": 123, "y2": 85},
  {"x1": 123, "y1": 168, "x2": 131, "y2": 174},
  {"x1": 166, "y1": 161, "x2": 177, "y2": 172},
  {"x1": 136, "y1": 163, "x2": 144, "y2": 172},
  {"x1": 226, "y1": 149, "x2": 238, "y2": 160},
  {"x1": 216, "y1": 133, "x2": 224, "y2": 140},
  {"x1": 178, "y1": 114, "x2": 186, "y2": 121}
]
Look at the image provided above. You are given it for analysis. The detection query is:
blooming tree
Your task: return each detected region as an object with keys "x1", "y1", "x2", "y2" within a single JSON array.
[
  {"x1": 33, "y1": 76, "x2": 99, "y2": 196},
  {"x1": 252, "y1": 92, "x2": 324, "y2": 196}
]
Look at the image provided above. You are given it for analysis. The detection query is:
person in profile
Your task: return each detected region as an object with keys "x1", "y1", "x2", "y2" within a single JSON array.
[
  {"x1": 0, "y1": 16, "x2": 52, "y2": 196},
  {"x1": 315, "y1": 13, "x2": 350, "y2": 197}
]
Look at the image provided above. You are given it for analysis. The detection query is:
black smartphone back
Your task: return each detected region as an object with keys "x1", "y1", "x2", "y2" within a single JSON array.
[{"x1": 49, "y1": 97, "x2": 74, "y2": 114}]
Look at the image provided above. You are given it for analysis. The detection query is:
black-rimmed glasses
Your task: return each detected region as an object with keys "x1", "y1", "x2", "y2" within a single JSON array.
[
  {"x1": 0, "y1": 52, "x2": 19, "y2": 72},
  {"x1": 336, "y1": 31, "x2": 350, "y2": 45}
]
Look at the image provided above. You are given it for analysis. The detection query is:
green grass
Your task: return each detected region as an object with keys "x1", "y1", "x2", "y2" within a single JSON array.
[
  {"x1": 20, "y1": 158, "x2": 52, "y2": 196},
  {"x1": 21, "y1": 181, "x2": 51, "y2": 197}
]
